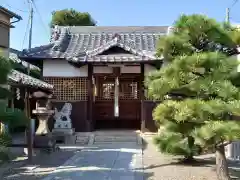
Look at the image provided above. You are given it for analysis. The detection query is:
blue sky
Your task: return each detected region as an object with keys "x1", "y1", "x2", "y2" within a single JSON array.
[{"x1": 2, "y1": 0, "x2": 240, "y2": 50}]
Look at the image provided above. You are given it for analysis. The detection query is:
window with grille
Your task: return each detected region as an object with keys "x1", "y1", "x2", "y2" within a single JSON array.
[
  {"x1": 94, "y1": 76, "x2": 139, "y2": 100},
  {"x1": 44, "y1": 77, "x2": 88, "y2": 101},
  {"x1": 119, "y1": 81, "x2": 139, "y2": 100}
]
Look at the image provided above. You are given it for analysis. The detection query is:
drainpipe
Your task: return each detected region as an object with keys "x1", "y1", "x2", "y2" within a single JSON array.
[
  {"x1": 10, "y1": 19, "x2": 21, "y2": 25},
  {"x1": 10, "y1": 15, "x2": 22, "y2": 26}
]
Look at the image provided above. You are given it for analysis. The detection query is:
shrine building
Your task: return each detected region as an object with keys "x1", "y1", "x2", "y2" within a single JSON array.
[{"x1": 19, "y1": 26, "x2": 170, "y2": 132}]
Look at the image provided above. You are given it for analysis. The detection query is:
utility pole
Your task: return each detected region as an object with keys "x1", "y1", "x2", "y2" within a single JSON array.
[
  {"x1": 226, "y1": 0, "x2": 239, "y2": 24},
  {"x1": 28, "y1": 0, "x2": 33, "y2": 54},
  {"x1": 226, "y1": 7, "x2": 230, "y2": 23},
  {"x1": 26, "y1": 0, "x2": 34, "y2": 162}
]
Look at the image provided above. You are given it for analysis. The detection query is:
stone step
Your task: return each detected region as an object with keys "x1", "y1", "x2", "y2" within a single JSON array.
[
  {"x1": 74, "y1": 131, "x2": 142, "y2": 145},
  {"x1": 94, "y1": 136, "x2": 137, "y2": 143},
  {"x1": 75, "y1": 136, "x2": 90, "y2": 145}
]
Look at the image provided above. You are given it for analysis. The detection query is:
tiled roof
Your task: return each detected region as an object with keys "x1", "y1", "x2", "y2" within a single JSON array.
[
  {"x1": 19, "y1": 26, "x2": 169, "y2": 62},
  {"x1": 8, "y1": 70, "x2": 54, "y2": 90},
  {"x1": 0, "y1": 6, "x2": 22, "y2": 20},
  {"x1": 9, "y1": 48, "x2": 40, "y2": 70}
]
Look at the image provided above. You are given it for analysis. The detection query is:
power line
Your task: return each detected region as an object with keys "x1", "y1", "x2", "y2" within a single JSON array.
[
  {"x1": 2, "y1": 0, "x2": 29, "y2": 13},
  {"x1": 231, "y1": 0, "x2": 239, "y2": 8},
  {"x1": 21, "y1": 13, "x2": 30, "y2": 50},
  {"x1": 32, "y1": 0, "x2": 50, "y2": 39}
]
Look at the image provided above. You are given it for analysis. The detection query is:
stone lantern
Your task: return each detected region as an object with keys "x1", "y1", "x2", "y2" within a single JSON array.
[{"x1": 31, "y1": 91, "x2": 55, "y2": 150}]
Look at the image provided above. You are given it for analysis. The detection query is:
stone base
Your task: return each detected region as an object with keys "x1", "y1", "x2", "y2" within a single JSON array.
[
  {"x1": 54, "y1": 121, "x2": 72, "y2": 129},
  {"x1": 52, "y1": 128, "x2": 75, "y2": 135},
  {"x1": 33, "y1": 135, "x2": 56, "y2": 149}
]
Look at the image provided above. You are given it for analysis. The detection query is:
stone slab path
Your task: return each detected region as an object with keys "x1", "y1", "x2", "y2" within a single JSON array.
[{"x1": 42, "y1": 143, "x2": 143, "y2": 180}]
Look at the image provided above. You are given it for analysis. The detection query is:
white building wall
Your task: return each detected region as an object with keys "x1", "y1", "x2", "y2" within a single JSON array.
[
  {"x1": 43, "y1": 60, "x2": 88, "y2": 77},
  {"x1": 234, "y1": 48, "x2": 240, "y2": 72},
  {"x1": 93, "y1": 66, "x2": 112, "y2": 74},
  {"x1": 43, "y1": 60, "x2": 158, "y2": 77},
  {"x1": 225, "y1": 49, "x2": 240, "y2": 160}
]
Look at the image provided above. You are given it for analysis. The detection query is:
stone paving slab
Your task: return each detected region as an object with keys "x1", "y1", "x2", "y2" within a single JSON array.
[{"x1": 42, "y1": 144, "x2": 143, "y2": 180}]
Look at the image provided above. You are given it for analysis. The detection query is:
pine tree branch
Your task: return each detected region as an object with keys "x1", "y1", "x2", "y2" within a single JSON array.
[{"x1": 192, "y1": 71, "x2": 204, "y2": 77}]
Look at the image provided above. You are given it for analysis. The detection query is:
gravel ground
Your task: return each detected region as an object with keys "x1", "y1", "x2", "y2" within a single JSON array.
[
  {"x1": 0, "y1": 150, "x2": 75, "y2": 180},
  {"x1": 142, "y1": 135, "x2": 240, "y2": 180}
]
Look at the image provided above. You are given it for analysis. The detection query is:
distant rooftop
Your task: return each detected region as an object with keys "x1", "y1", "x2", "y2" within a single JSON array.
[
  {"x1": 0, "y1": 6, "x2": 22, "y2": 20},
  {"x1": 9, "y1": 48, "x2": 39, "y2": 70}
]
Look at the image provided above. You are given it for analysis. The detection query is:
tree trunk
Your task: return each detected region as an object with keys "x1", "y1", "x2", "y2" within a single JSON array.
[
  {"x1": 182, "y1": 136, "x2": 196, "y2": 164},
  {"x1": 187, "y1": 136, "x2": 194, "y2": 159},
  {"x1": 215, "y1": 145, "x2": 231, "y2": 180}
]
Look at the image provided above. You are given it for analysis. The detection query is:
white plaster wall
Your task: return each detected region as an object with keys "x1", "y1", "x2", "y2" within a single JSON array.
[
  {"x1": 121, "y1": 66, "x2": 140, "y2": 73},
  {"x1": 234, "y1": 49, "x2": 240, "y2": 72},
  {"x1": 93, "y1": 66, "x2": 112, "y2": 73},
  {"x1": 43, "y1": 60, "x2": 88, "y2": 77},
  {"x1": 93, "y1": 65, "x2": 141, "y2": 74},
  {"x1": 43, "y1": 61, "x2": 158, "y2": 77}
]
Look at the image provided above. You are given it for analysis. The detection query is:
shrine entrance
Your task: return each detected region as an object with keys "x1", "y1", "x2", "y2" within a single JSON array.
[{"x1": 93, "y1": 72, "x2": 141, "y2": 130}]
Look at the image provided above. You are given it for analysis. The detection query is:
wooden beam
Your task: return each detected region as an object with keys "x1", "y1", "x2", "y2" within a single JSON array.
[
  {"x1": 87, "y1": 64, "x2": 93, "y2": 131},
  {"x1": 140, "y1": 63, "x2": 145, "y2": 132},
  {"x1": 112, "y1": 67, "x2": 121, "y2": 76}
]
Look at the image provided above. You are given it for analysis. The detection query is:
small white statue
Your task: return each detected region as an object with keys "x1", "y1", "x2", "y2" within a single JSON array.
[{"x1": 53, "y1": 103, "x2": 72, "y2": 129}]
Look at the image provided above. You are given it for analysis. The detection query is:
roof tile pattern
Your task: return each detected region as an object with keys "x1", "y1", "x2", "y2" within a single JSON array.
[
  {"x1": 20, "y1": 26, "x2": 169, "y2": 62},
  {"x1": 8, "y1": 70, "x2": 54, "y2": 90}
]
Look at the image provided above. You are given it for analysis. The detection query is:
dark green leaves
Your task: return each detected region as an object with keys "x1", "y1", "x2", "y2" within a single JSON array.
[
  {"x1": 51, "y1": 9, "x2": 96, "y2": 27},
  {"x1": 0, "y1": 56, "x2": 12, "y2": 84}
]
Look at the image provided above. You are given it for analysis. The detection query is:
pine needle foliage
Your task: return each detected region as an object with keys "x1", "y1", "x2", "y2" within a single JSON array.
[{"x1": 146, "y1": 14, "x2": 240, "y2": 160}]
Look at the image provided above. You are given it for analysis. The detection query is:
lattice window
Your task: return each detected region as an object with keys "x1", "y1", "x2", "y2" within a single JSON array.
[
  {"x1": 44, "y1": 77, "x2": 88, "y2": 101},
  {"x1": 102, "y1": 83, "x2": 115, "y2": 99},
  {"x1": 95, "y1": 76, "x2": 140, "y2": 100},
  {"x1": 119, "y1": 81, "x2": 139, "y2": 100}
]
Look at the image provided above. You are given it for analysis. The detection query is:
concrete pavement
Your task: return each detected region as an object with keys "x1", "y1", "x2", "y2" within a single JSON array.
[{"x1": 42, "y1": 143, "x2": 144, "y2": 180}]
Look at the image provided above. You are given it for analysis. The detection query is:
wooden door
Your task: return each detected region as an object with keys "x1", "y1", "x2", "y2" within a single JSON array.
[{"x1": 93, "y1": 74, "x2": 141, "y2": 129}]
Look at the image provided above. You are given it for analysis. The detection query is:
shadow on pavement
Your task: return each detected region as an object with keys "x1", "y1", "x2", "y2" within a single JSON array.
[
  {"x1": 1, "y1": 150, "x2": 75, "y2": 180},
  {"x1": 40, "y1": 145, "x2": 148, "y2": 180}
]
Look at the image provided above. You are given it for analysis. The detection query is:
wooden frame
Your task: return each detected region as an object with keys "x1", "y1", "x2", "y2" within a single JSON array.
[{"x1": 44, "y1": 77, "x2": 88, "y2": 101}]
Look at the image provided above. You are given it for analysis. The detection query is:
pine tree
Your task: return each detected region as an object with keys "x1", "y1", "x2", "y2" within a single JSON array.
[{"x1": 146, "y1": 14, "x2": 240, "y2": 180}]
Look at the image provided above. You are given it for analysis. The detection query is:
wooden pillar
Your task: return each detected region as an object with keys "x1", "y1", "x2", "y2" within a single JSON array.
[
  {"x1": 24, "y1": 86, "x2": 33, "y2": 162},
  {"x1": 140, "y1": 63, "x2": 145, "y2": 132},
  {"x1": 10, "y1": 87, "x2": 14, "y2": 109},
  {"x1": 87, "y1": 64, "x2": 93, "y2": 131}
]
